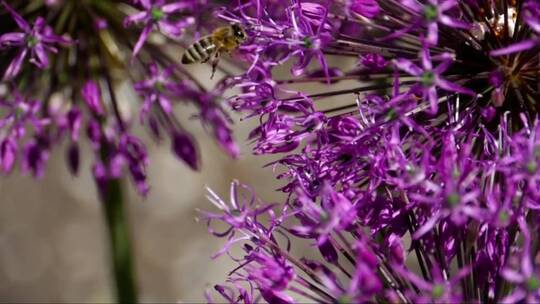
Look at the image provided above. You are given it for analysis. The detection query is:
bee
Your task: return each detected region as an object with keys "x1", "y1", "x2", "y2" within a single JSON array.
[{"x1": 181, "y1": 23, "x2": 247, "y2": 78}]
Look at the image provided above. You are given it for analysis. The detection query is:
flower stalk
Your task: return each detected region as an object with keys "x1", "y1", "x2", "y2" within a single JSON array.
[{"x1": 101, "y1": 177, "x2": 138, "y2": 304}]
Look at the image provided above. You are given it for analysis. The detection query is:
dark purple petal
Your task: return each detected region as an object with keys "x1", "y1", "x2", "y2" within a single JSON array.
[
  {"x1": 66, "y1": 143, "x2": 80, "y2": 176},
  {"x1": 22, "y1": 138, "x2": 49, "y2": 178},
  {"x1": 260, "y1": 290, "x2": 294, "y2": 304},
  {"x1": 318, "y1": 238, "x2": 338, "y2": 263},
  {"x1": 171, "y1": 132, "x2": 199, "y2": 170}
]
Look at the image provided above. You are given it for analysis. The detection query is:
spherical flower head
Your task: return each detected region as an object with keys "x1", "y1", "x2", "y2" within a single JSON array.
[
  {"x1": 0, "y1": 0, "x2": 242, "y2": 194},
  {"x1": 205, "y1": 1, "x2": 540, "y2": 303}
]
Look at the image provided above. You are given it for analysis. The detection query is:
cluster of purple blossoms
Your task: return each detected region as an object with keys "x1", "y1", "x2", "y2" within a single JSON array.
[
  {"x1": 202, "y1": 0, "x2": 540, "y2": 303},
  {"x1": 0, "y1": 0, "x2": 241, "y2": 195}
]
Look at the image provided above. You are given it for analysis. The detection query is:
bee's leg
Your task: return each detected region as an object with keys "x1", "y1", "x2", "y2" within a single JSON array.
[{"x1": 210, "y1": 51, "x2": 221, "y2": 79}]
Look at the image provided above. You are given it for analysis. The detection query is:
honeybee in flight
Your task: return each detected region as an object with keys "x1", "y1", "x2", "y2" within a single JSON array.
[{"x1": 181, "y1": 23, "x2": 247, "y2": 79}]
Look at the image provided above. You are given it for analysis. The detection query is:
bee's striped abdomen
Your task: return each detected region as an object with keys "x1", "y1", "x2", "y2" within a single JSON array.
[{"x1": 182, "y1": 36, "x2": 216, "y2": 64}]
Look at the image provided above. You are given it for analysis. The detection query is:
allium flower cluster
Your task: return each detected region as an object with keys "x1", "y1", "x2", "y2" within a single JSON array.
[
  {"x1": 0, "y1": 0, "x2": 241, "y2": 195},
  {"x1": 202, "y1": 0, "x2": 540, "y2": 303}
]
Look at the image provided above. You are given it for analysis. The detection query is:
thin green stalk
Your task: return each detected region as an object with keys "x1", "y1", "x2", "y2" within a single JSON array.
[{"x1": 101, "y1": 178, "x2": 138, "y2": 304}]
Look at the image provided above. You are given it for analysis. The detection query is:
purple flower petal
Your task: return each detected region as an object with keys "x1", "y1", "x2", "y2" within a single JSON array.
[
  {"x1": 436, "y1": 78, "x2": 476, "y2": 96},
  {"x1": 3, "y1": 48, "x2": 27, "y2": 79},
  {"x1": 123, "y1": 11, "x2": 148, "y2": 27},
  {"x1": 349, "y1": 0, "x2": 380, "y2": 18},
  {"x1": 427, "y1": 22, "x2": 439, "y2": 45},
  {"x1": 171, "y1": 132, "x2": 199, "y2": 170},
  {"x1": 81, "y1": 81, "x2": 105, "y2": 116},
  {"x1": 29, "y1": 43, "x2": 49, "y2": 68},
  {"x1": 0, "y1": 138, "x2": 17, "y2": 173},
  {"x1": 439, "y1": 15, "x2": 471, "y2": 29},
  {"x1": 162, "y1": 2, "x2": 191, "y2": 13},
  {"x1": 490, "y1": 39, "x2": 539, "y2": 56},
  {"x1": 394, "y1": 58, "x2": 422, "y2": 76},
  {"x1": 0, "y1": 32, "x2": 25, "y2": 47},
  {"x1": 2, "y1": 1, "x2": 30, "y2": 32},
  {"x1": 132, "y1": 24, "x2": 152, "y2": 57}
]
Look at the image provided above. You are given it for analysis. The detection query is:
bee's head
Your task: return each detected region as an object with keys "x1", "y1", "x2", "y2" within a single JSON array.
[{"x1": 232, "y1": 23, "x2": 247, "y2": 42}]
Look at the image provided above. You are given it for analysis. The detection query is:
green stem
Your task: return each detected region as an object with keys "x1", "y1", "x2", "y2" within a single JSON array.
[{"x1": 101, "y1": 178, "x2": 138, "y2": 303}]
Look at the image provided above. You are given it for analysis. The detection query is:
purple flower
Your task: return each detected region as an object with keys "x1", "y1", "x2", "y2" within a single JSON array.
[
  {"x1": 134, "y1": 63, "x2": 239, "y2": 157},
  {"x1": 243, "y1": 251, "x2": 296, "y2": 304},
  {"x1": 200, "y1": 181, "x2": 278, "y2": 257},
  {"x1": 124, "y1": 0, "x2": 195, "y2": 57},
  {"x1": 318, "y1": 240, "x2": 382, "y2": 302},
  {"x1": 0, "y1": 1, "x2": 69, "y2": 79},
  {"x1": 398, "y1": 0, "x2": 471, "y2": 45},
  {"x1": 411, "y1": 134, "x2": 483, "y2": 239},
  {"x1": 287, "y1": 2, "x2": 333, "y2": 79},
  {"x1": 397, "y1": 264, "x2": 470, "y2": 303},
  {"x1": 360, "y1": 53, "x2": 387, "y2": 70},
  {"x1": 90, "y1": 131, "x2": 151, "y2": 196},
  {"x1": 205, "y1": 1, "x2": 540, "y2": 303},
  {"x1": 134, "y1": 63, "x2": 176, "y2": 120},
  {"x1": 120, "y1": 135, "x2": 150, "y2": 195},
  {"x1": 291, "y1": 182, "x2": 357, "y2": 245},
  {"x1": 21, "y1": 136, "x2": 50, "y2": 178},
  {"x1": 3, "y1": 0, "x2": 540, "y2": 302},
  {"x1": 501, "y1": 219, "x2": 540, "y2": 303},
  {"x1": 197, "y1": 93, "x2": 240, "y2": 158},
  {"x1": 394, "y1": 46, "x2": 475, "y2": 114}
]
